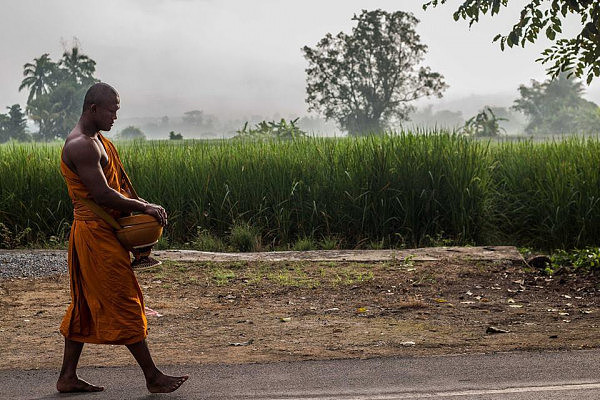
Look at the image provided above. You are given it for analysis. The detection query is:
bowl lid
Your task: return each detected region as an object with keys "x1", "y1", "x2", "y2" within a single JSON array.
[{"x1": 118, "y1": 213, "x2": 159, "y2": 227}]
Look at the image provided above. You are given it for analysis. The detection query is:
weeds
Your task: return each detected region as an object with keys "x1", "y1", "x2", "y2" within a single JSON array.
[
  {"x1": 292, "y1": 236, "x2": 317, "y2": 251},
  {"x1": 229, "y1": 223, "x2": 260, "y2": 252},
  {"x1": 192, "y1": 228, "x2": 229, "y2": 252},
  {"x1": 211, "y1": 267, "x2": 236, "y2": 286},
  {"x1": 548, "y1": 247, "x2": 600, "y2": 274}
]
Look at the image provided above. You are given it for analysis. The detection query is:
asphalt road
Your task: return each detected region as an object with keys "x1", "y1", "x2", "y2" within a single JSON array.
[{"x1": 2, "y1": 350, "x2": 600, "y2": 399}]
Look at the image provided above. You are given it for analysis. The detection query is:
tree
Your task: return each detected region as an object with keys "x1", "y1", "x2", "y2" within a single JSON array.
[
  {"x1": 20, "y1": 44, "x2": 99, "y2": 141},
  {"x1": 462, "y1": 107, "x2": 507, "y2": 137},
  {"x1": 302, "y1": 9, "x2": 447, "y2": 135},
  {"x1": 0, "y1": 105, "x2": 30, "y2": 142},
  {"x1": 182, "y1": 110, "x2": 204, "y2": 127},
  {"x1": 27, "y1": 80, "x2": 87, "y2": 141},
  {"x1": 409, "y1": 105, "x2": 464, "y2": 129},
  {"x1": 5, "y1": 105, "x2": 29, "y2": 141},
  {"x1": 18, "y1": 53, "x2": 57, "y2": 104},
  {"x1": 0, "y1": 114, "x2": 10, "y2": 143},
  {"x1": 118, "y1": 126, "x2": 146, "y2": 140},
  {"x1": 59, "y1": 46, "x2": 97, "y2": 85},
  {"x1": 512, "y1": 73, "x2": 600, "y2": 134},
  {"x1": 423, "y1": 1, "x2": 600, "y2": 84},
  {"x1": 169, "y1": 131, "x2": 183, "y2": 140}
]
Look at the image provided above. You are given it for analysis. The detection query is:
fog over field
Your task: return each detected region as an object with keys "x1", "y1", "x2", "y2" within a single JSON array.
[{"x1": 1, "y1": 0, "x2": 598, "y2": 136}]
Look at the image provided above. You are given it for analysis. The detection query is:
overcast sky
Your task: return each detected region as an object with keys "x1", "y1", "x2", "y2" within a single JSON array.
[{"x1": 1, "y1": 0, "x2": 597, "y2": 121}]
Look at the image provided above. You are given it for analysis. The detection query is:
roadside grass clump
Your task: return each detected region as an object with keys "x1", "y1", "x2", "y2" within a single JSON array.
[
  {"x1": 155, "y1": 235, "x2": 170, "y2": 250},
  {"x1": 368, "y1": 238, "x2": 387, "y2": 250},
  {"x1": 319, "y1": 236, "x2": 340, "y2": 250},
  {"x1": 211, "y1": 267, "x2": 236, "y2": 286},
  {"x1": 292, "y1": 236, "x2": 317, "y2": 251},
  {"x1": 191, "y1": 228, "x2": 230, "y2": 252},
  {"x1": 229, "y1": 223, "x2": 260, "y2": 252}
]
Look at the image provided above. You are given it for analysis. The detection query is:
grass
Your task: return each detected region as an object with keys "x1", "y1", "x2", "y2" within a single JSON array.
[
  {"x1": 211, "y1": 267, "x2": 236, "y2": 286},
  {"x1": 2, "y1": 132, "x2": 600, "y2": 250}
]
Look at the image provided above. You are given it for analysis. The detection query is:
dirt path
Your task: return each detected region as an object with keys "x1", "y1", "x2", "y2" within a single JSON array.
[
  {"x1": 2, "y1": 246, "x2": 599, "y2": 371},
  {"x1": 153, "y1": 245, "x2": 524, "y2": 263}
]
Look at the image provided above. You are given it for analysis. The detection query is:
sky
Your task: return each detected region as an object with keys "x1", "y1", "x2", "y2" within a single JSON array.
[{"x1": 1, "y1": 0, "x2": 598, "y2": 123}]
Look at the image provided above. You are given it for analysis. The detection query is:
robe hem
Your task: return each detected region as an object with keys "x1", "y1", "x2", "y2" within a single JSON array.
[{"x1": 62, "y1": 331, "x2": 148, "y2": 345}]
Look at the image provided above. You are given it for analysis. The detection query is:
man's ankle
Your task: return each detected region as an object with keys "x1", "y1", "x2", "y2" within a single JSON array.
[
  {"x1": 144, "y1": 368, "x2": 162, "y2": 382},
  {"x1": 58, "y1": 372, "x2": 77, "y2": 381}
]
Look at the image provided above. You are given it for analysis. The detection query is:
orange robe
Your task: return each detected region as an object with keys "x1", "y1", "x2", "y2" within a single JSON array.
[{"x1": 59, "y1": 134, "x2": 147, "y2": 345}]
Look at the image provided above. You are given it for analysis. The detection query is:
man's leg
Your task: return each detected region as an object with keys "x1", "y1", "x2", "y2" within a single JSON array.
[
  {"x1": 56, "y1": 338, "x2": 104, "y2": 392},
  {"x1": 127, "y1": 339, "x2": 188, "y2": 393}
]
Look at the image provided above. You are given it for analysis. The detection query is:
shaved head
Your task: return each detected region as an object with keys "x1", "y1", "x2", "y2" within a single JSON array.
[{"x1": 83, "y1": 82, "x2": 119, "y2": 112}]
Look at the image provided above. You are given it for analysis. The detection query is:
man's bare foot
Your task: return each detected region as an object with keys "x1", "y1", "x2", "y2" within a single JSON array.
[
  {"x1": 56, "y1": 376, "x2": 104, "y2": 393},
  {"x1": 146, "y1": 372, "x2": 189, "y2": 393}
]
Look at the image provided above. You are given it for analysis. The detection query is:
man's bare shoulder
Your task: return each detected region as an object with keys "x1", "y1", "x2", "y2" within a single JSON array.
[{"x1": 63, "y1": 131, "x2": 101, "y2": 165}]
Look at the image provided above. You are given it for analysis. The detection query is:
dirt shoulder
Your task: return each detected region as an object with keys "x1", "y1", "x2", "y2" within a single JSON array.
[{"x1": 1, "y1": 246, "x2": 599, "y2": 370}]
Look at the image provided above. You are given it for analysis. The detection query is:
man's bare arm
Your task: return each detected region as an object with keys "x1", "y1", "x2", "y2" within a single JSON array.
[
  {"x1": 68, "y1": 138, "x2": 146, "y2": 213},
  {"x1": 66, "y1": 137, "x2": 167, "y2": 225}
]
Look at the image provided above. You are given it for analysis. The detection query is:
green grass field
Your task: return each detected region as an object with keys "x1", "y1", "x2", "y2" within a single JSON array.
[{"x1": 2, "y1": 133, "x2": 599, "y2": 250}]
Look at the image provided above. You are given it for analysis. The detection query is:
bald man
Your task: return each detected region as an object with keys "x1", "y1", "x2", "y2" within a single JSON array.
[{"x1": 58, "y1": 82, "x2": 188, "y2": 393}]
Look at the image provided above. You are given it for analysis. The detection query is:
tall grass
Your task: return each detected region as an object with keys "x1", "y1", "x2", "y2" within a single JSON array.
[{"x1": 1, "y1": 133, "x2": 599, "y2": 249}]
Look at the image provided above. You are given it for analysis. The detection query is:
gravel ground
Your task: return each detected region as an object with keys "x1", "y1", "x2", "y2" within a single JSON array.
[{"x1": 0, "y1": 250, "x2": 67, "y2": 278}]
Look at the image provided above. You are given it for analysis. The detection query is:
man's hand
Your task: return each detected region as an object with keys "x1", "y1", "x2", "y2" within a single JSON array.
[{"x1": 143, "y1": 203, "x2": 168, "y2": 226}]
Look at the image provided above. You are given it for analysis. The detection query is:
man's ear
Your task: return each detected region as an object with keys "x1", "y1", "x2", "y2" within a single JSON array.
[{"x1": 90, "y1": 104, "x2": 97, "y2": 113}]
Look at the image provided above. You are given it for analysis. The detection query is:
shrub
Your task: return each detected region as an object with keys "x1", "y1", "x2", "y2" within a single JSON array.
[
  {"x1": 192, "y1": 228, "x2": 229, "y2": 252},
  {"x1": 292, "y1": 236, "x2": 317, "y2": 251},
  {"x1": 229, "y1": 223, "x2": 260, "y2": 252}
]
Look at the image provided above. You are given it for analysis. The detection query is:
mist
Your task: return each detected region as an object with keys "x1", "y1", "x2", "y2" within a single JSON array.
[{"x1": 2, "y1": 0, "x2": 599, "y2": 138}]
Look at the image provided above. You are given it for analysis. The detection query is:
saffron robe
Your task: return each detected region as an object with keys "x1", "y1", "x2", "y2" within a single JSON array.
[{"x1": 59, "y1": 134, "x2": 147, "y2": 345}]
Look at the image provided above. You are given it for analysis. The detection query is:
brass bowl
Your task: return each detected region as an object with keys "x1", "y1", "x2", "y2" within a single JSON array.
[{"x1": 116, "y1": 214, "x2": 163, "y2": 251}]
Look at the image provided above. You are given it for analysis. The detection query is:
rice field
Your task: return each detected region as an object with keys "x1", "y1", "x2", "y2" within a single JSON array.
[{"x1": 1, "y1": 132, "x2": 599, "y2": 250}]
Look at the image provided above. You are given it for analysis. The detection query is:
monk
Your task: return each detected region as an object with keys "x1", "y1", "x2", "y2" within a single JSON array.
[{"x1": 57, "y1": 82, "x2": 188, "y2": 393}]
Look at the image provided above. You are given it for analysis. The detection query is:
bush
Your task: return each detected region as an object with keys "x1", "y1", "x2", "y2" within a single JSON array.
[
  {"x1": 292, "y1": 236, "x2": 317, "y2": 251},
  {"x1": 229, "y1": 223, "x2": 260, "y2": 252},
  {"x1": 192, "y1": 228, "x2": 229, "y2": 252},
  {"x1": 169, "y1": 131, "x2": 183, "y2": 140},
  {"x1": 319, "y1": 236, "x2": 340, "y2": 250}
]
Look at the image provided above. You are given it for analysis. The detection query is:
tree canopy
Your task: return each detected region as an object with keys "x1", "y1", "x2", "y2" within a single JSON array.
[
  {"x1": 302, "y1": 9, "x2": 447, "y2": 135},
  {"x1": 512, "y1": 73, "x2": 600, "y2": 134},
  {"x1": 117, "y1": 126, "x2": 146, "y2": 140},
  {"x1": 18, "y1": 44, "x2": 99, "y2": 141},
  {"x1": 423, "y1": 0, "x2": 600, "y2": 84},
  {"x1": 0, "y1": 105, "x2": 29, "y2": 143}
]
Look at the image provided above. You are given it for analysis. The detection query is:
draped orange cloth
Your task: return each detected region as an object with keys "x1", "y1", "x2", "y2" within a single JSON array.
[{"x1": 59, "y1": 134, "x2": 147, "y2": 345}]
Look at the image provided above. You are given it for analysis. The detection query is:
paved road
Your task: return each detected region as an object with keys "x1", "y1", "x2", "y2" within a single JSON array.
[{"x1": 2, "y1": 350, "x2": 600, "y2": 399}]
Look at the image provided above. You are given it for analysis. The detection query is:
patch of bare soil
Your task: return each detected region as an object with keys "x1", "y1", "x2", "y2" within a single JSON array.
[{"x1": 1, "y1": 251, "x2": 600, "y2": 370}]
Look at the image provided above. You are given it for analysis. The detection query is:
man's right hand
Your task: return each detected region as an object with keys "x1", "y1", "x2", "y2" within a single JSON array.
[{"x1": 143, "y1": 204, "x2": 168, "y2": 226}]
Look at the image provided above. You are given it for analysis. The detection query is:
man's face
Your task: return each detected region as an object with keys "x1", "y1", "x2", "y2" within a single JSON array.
[{"x1": 93, "y1": 95, "x2": 120, "y2": 131}]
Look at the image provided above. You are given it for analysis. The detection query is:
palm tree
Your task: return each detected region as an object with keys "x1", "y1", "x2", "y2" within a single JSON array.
[
  {"x1": 19, "y1": 53, "x2": 56, "y2": 105},
  {"x1": 59, "y1": 46, "x2": 97, "y2": 85}
]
